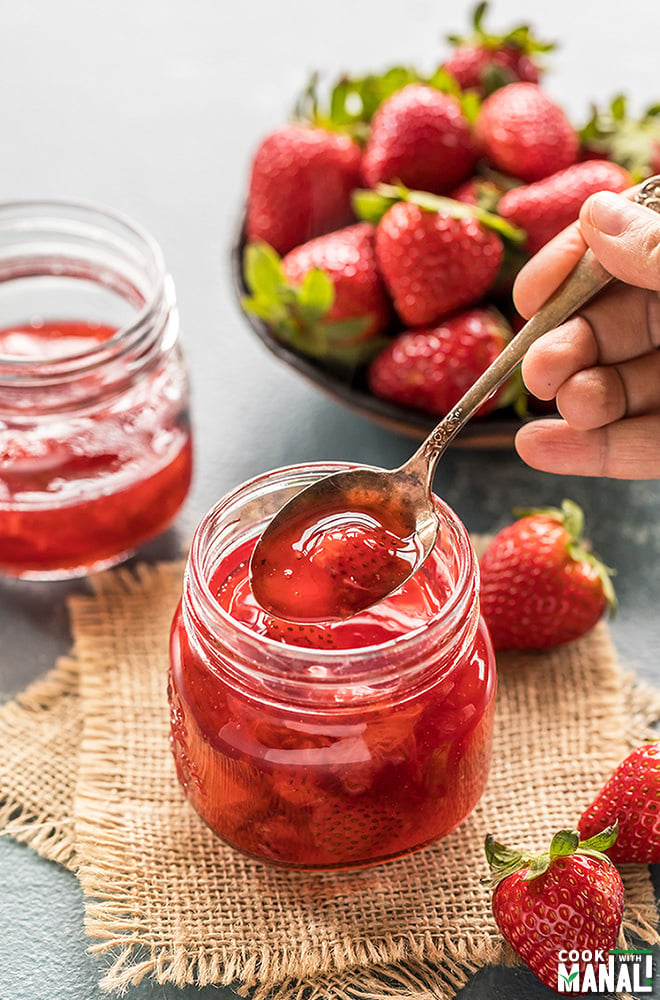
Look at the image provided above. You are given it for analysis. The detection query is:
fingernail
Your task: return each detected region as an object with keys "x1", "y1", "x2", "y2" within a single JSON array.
[{"x1": 587, "y1": 191, "x2": 639, "y2": 236}]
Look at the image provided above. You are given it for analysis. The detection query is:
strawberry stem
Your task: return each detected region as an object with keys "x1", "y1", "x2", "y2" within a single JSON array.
[
  {"x1": 485, "y1": 824, "x2": 618, "y2": 889},
  {"x1": 352, "y1": 182, "x2": 526, "y2": 244},
  {"x1": 446, "y1": 1, "x2": 556, "y2": 58}
]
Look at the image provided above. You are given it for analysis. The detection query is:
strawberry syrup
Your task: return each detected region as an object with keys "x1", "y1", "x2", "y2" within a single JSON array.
[
  {"x1": 169, "y1": 530, "x2": 496, "y2": 869},
  {"x1": 250, "y1": 506, "x2": 423, "y2": 623},
  {"x1": 0, "y1": 320, "x2": 193, "y2": 576}
]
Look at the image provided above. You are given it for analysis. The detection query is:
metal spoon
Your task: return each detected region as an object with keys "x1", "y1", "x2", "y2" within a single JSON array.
[{"x1": 250, "y1": 174, "x2": 660, "y2": 622}]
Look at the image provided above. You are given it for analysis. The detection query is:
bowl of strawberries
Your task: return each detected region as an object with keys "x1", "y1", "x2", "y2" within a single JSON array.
[{"x1": 232, "y1": 3, "x2": 660, "y2": 445}]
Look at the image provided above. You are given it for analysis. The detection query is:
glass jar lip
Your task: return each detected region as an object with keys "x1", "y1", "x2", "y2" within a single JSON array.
[
  {"x1": 186, "y1": 461, "x2": 479, "y2": 675},
  {"x1": 0, "y1": 197, "x2": 169, "y2": 371}
]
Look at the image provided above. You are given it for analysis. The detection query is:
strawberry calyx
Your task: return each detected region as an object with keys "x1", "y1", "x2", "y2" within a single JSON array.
[
  {"x1": 353, "y1": 182, "x2": 526, "y2": 244},
  {"x1": 512, "y1": 499, "x2": 617, "y2": 614},
  {"x1": 580, "y1": 94, "x2": 660, "y2": 183},
  {"x1": 447, "y1": 2, "x2": 556, "y2": 61},
  {"x1": 292, "y1": 65, "x2": 481, "y2": 139},
  {"x1": 485, "y1": 824, "x2": 618, "y2": 889},
  {"x1": 241, "y1": 241, "x2": 386, "y2": 366}
]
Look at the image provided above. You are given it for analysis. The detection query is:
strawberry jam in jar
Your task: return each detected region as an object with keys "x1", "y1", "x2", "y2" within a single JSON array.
[
  {"x1": 0, "y1": 200, "x2": 193, "y2": 578},
  {"x1": 168, "y1": 464, "x2": 496, "y2": 869},
  {"x1": 169, "y1": 463, "x2": 496, "y2": 870}
]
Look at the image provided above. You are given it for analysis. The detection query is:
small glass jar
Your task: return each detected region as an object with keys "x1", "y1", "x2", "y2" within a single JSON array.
[
  {"x1": 169, "y1": 463, "x2": 496, "y2": 871},
  {"x1": 0, "y1": 199, "x2": 193, "y2": 578}
]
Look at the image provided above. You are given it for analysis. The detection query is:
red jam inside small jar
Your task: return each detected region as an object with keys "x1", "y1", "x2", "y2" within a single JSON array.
[
  {"x1": 0, "y1": 201, "x2": 193, "y2": 579},
  {"x1": 169, "y1": 464, "x2": 496, "y2": 870}
]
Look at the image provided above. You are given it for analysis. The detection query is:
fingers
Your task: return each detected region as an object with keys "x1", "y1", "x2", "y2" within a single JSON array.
[
  {"x1": 513, "y1": 187, "x2": 660, "y2": 319},
  {"x1": 513, "y1": 223, "x2": 587, "y2": 318},
  {"x1": 579, "y1": 192, "x2": 660, "y2": 290},
  {"x1": 515, "y1": 416, "x2": 660, "y2": 479},
  {"x1": 513, "y1": 186, "x2": 660, "y2": 480},
  {"x1": 555, "y1": 350, "x2": 660, "y2": 430},
  {"x1": 521, "y1": 284, "x2": 660, "y2": 399}
]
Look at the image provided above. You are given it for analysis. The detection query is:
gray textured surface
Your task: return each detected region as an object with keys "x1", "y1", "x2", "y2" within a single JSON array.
[{"x1": 1, "y1": 1, "x2": 660, "y2": 998}]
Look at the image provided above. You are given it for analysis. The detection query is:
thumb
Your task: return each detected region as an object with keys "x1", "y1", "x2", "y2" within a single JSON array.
[{"x1": 579, "y1": 190, "x2": 660, "y2": 290}]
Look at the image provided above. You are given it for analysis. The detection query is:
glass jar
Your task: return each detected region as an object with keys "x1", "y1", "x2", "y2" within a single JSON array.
[
  {"x1": 169, "y1": 463, "x2": 496, "y2": 870},
  {"x1": 0, "y1": 199, "x2": 193, "y2": 578}
]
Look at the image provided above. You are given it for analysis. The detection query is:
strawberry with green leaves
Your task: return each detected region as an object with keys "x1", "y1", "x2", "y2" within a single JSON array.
[
  {"x1": 479, "y1": 500, "x2": 616, "y2": 651},
  {"x1": 245, "y1": 124, "x2": 362, "y2": 255},
  {"x1": 361, "y1": 83, "x2": 479, "y2": 195},
  {"x1": 580, "y1": 94, "x2": 660, "y2": 182},
  {"x1": 242, "y1": 223, "x2": 391, "y2": 366},
  {"x1": 443, "y1": 1, "x2": 554, "y2": 96},
  {"x1": 368, "y1": 307, "x2": 517, "y2": 418},
  {"x1": 486, "y1": 826, "x2": 624, "y2": 993},
  {"x1": 476, "y1": 82, "x2": 579, "y2": 182},
  {"x1": 497, "y1": 159, "x2": 632, "y2": 254},
  {"x1": 578, "y1": 741, "x2": 660, "y2": 863},
  {"x1": 354, "y1": 183, "x2": 523, "y2": 328}
]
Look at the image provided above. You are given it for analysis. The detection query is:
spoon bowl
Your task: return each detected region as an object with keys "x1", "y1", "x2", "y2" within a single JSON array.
[{"x1": 251, "y1": 175, "x2": 660, "y2": 623}]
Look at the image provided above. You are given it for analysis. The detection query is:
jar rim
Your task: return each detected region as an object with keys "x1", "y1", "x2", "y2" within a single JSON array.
[
  {"x1": 185, "y1": 462, "x2": 480, "y2": 689},
  {"x1": 0, "y1": 197, "x2": 169, "y2": 373}
]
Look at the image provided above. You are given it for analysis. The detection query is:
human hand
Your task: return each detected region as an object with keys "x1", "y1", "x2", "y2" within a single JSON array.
[{"x1": 513, "y1": 189, "x2": 660, "y2": 478}]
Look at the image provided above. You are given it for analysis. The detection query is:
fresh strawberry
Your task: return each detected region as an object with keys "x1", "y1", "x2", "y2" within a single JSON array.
[
  {"x1": 281, "y1": 223, "x2": 391, "y2": 339},
  {"x1": 486, "y1": 826, "x2": 624, "y2": 993},
  {"x1": 497, "y1": 160, "x2": 631, "y2": 253},
  {"x1": 580, "y1": 94, "x2": 660, "y2": 181},
  {"x1": 361, "y1": 84, "x2": 479, "y2": 195},
  {"x1": 375, "y1": 200, "x2": 502, "y2": 326},
  {"x1": 578, "y1": 741, "x2": 660, "y2": 863},
  {"x1": 241, "y1": 224, "x2": 390, "y2": 365},
  {"x1": 479, "y1": 499, "x2": 616, "y2": 650},
  {"x1": 363, "y1": 186, "x2": 522, "y2": 326},
  {"x1": 476, "y1": 82, "x2": 579, "y2": 182},
  {"x1": 368, "y1": 308, "x2": 515, "y2": 417},
  {"x1": 245, "y1": 124, "x2": 362, "y2": 255},
  {"x1": 443, "y1": 2, "x2": 554, "y2": 96}
]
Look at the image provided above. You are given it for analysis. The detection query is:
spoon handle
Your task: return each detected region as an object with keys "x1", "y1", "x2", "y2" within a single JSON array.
[{"x1": 408, "y1": 174, "x2": 660, "y2": 481}]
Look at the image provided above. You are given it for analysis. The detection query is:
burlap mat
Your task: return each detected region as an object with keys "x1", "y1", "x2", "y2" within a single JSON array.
[{"x1": 1, "y1": 558, "x2": 660, "y2": 1000}]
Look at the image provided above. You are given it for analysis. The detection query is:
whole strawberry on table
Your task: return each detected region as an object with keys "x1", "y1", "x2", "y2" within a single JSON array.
[
  {"x1": 485, "y1": 825, "x2": 625, "y2": 993},
  {"x1": 479, "y1": 499, "x2": 616, "y2": 651},
  {"x1": 238, "y1": 2, "x2": 660, "y2": 439}
]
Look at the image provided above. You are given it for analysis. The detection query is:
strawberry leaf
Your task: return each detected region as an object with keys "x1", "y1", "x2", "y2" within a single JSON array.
[
  {"x1": 241, "y1": 241, "x2": 379, "y2": 366},
  {"x1": 486, "y1": 824, "x2": 617, "y2": 892},
  {"x1": 243, "y1": 241, "x2": 288, "y2": 297},
  {"x1": 352, "y1": 187, "x2": 400, "y2": 225},
  {"x1": 297, "y1": 268, "x2": 335, "y2": 323},
  {"x1": 524, "y1": 853, "x2": 551, "y2": 880},
  {"x1": 549, "y1": 829, "x2": 579, "y2": 860},
  {"x1": 446, "y1": 1, "x2": 556, "y2": 57},
  {"x1": 322, "y1": 317, "x2": 372, "y2": 343},
  {"x1": 361, "y1": 182, "x2": 527, "y2": 244},
  {"x1": 579, "y1": 93, "x2": 660, "y2": 182},
  {"x1": 484, "y1": 834, "x2": 534, "y2": 887},
  {"x1": 578, "y1": 823, "x2": 619, "y2": 855}
]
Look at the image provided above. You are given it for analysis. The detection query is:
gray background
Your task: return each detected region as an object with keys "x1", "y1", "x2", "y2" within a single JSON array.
[{"x1": 1, "y1": 1, "x2": 659, "y2": 997}]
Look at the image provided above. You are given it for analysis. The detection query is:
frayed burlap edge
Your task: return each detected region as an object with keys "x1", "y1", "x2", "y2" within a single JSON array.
[{"x1": 0, "y1": 656, "x2": 79, "y2": 869}]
